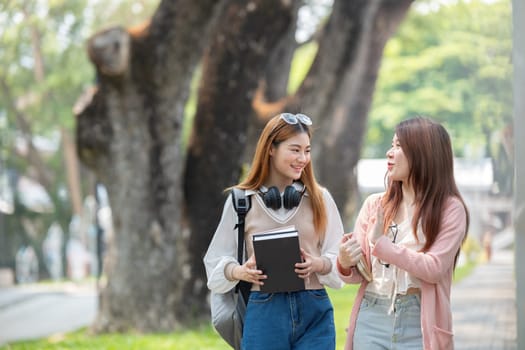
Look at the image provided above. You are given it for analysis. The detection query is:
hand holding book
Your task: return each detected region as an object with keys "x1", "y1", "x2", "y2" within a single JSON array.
[
  {"x1": 228, "y1": 254, "x2": 266, "y2": 286},
  {"x1": 338, "y1": 233, "x2": 372, "y2": 282},
  {"x1": 356, "y1": 256, "x2": 372, "y2": 282},
  {"x1": 294, "y1": 248, "x2": 320, "y2": 279}
]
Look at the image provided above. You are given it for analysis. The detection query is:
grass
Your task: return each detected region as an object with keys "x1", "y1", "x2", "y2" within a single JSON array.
[
  {"x1": 1, "y1": 263, "x2": 475, "y2": 349},
  {"x1": 0, "y1": 326, "x2": 231, "y2": 350},
  {"x1": 0, "y1": 329, "x2": 223, "y2": 350},
  {"x1": 453, "y1": 259, "x2": 477, "y2": 283},
  {"x1": 0, "y1": 285, "x2": 358, "y2": 350}
]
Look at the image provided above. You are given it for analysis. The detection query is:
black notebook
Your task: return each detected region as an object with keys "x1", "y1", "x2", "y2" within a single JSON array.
[{"x1": 252, "y1": 225, "x2": 305, "y2": 293}]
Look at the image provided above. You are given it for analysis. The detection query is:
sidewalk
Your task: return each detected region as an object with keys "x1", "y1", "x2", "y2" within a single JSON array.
[
  {"x1": 0, "y1": 282, "x2": 97, "y2": 346},
  {"x1": 452, "y1": 248, "x2": 517, "y2": 350}
]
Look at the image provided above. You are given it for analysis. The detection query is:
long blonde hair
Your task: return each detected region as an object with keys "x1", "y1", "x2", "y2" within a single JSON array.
[{"x1": 236, "y1": 114, "x2": 327, "y2": 236}]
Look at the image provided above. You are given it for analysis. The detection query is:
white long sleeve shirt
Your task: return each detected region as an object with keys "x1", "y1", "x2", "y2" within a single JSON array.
[{"x1": 203, "y1": 187, "x2": 344, "y2": 293}]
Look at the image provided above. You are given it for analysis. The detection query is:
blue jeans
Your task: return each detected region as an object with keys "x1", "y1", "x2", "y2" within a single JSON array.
[
  {"x1": 353, "y1": 292, "x2": 423, "y2": 350},
  {"x1": 241, "y1": 289, "x2": 335, "y2": 350}
]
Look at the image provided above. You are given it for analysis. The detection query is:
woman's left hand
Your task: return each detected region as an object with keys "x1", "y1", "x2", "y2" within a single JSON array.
[{"x1": 295, "y1": 248, "x2": 321, "y2": 279}]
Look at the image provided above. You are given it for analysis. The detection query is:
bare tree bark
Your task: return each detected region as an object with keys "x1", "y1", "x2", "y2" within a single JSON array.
[
  {"x1": 61, "y1": 128, "x2": 83, "y2": 215},
  {"x1": 295, "y1": 0, "x2": 414, "y2": 223},
  {"x1": 183, "y1": 0, "x2": 294, "y2": 304},
  {"x1": 76, "y1": 0, "x2": 226, "y2": 332},
  {"x1": 263, "y1": 2, "x2": 300, "y2": 102},
  {"x1": 241, "y1": 0, "x2": 302, "y2": 164}
]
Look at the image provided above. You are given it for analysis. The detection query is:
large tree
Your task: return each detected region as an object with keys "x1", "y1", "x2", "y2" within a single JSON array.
[{"x1": 76, "y1": 0, "x2": 413, "y2": 332}]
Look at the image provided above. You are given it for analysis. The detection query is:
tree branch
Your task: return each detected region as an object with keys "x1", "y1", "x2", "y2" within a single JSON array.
[{"x1": 0, "y1": 75, "x2": 54, "y2": 190}]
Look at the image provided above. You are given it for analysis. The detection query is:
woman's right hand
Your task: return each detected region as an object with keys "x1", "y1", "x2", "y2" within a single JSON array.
[
  {"x1": 233, "y1": 255, "x2": 267, "y2": 286},
  {"x1": 338, "y1": 234, "x2": 363, "y2": 269}
]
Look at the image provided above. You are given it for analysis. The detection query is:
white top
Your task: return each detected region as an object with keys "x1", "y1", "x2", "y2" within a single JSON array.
[
  {"x1": 366, "y1": 218, "x2": 426, "y2": 311},
  {"x1": 203, "y1": 187, "x2": 344, "y2": 293}
]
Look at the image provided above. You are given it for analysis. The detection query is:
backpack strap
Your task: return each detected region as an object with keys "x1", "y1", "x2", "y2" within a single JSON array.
[
  {"x1": 231, "y1": 188, "x2": 251, "y2": 264},
  {"x1": 231, "y1": 188, "x2": 251, "y2": 297}
]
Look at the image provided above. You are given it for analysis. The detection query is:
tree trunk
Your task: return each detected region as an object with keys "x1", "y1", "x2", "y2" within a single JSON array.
[
  {"x1": 61, "y1": 128, "x2": 83, "y2": 216},
  {"x1": 76, "y1": 0, "x2": 226, "y2": 332},
  {"x1": 242, "y1": 0, "x2": 301, "y2": 164},
  {"x1": 295, "y1": 0, "x2": 413, "y2": 224},
  {"x1": 76, "y1": 0, "x2": 413, "y2": 332},
  {"x1": 183, "y1": 0, "x2": 294, "y2": 308}
]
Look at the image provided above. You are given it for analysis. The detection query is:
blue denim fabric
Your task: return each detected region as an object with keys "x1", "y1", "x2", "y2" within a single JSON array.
[
  {"x1": 353, "y1": 292, "x2": 423, "y2": 350},
  {"x1": 241, "y1": 289, "x2": 335, "y2": 350}
]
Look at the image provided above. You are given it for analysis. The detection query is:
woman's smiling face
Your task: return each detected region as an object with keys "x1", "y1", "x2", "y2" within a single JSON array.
[{"x1": 269, "y1": 132, "x2": 311, "y2": 183}]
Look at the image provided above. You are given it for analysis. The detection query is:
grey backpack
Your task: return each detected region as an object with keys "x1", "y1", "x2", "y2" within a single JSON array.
[{"x1": 211, "y1": 188, "x2": 251, "y2": 349}]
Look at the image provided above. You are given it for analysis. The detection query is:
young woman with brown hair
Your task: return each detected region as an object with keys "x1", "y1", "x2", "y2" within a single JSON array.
[
  {"x1": 337, "y1": 116, "x2": 469, "y2": 350},
  {"x1": 204, "y1": 113, "x2": 344, "y2": 350}
]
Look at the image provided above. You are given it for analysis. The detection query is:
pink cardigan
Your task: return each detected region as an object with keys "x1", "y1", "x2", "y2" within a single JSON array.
[{"x1": 338, "y1": 193, "x2": 467, "y2": 350}]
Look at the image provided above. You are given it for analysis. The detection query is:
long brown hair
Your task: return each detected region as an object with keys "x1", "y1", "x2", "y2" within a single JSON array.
[
  {"x1": 382, "y1": 117, "x2": 469, "y2": 254},
  {"x1": 236, "y1": 114, "x2": 327, "y2": 236}
]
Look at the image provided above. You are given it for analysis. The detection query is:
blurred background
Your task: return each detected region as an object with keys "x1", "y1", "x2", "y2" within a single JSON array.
[{"x1": 0, "y1": 0, "x2": 518, "y2": 347}]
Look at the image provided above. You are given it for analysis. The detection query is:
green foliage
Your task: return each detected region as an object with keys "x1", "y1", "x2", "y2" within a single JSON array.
[
  {"x1": 288, "y1": 41, "x2": 318, "y2": 94},
  {"x1": 453, "y1": 258, "x2": 477, "y2": 283},
  {"x1": 460, "y1": 233, "x2": 482, "y2": 263},
  {"x1": 365, "y1": 0, "x2": 512, "y2": 161},
  {"x1": 0, "y1": 0, "x2": 160, "y2": 269},
  {"x1": 0, "y1": 0, "x2": 96, "y2": 266},
  {"x1": 453, "y1": 235, "x2": 481, "y2": 283},
  {"x1": 182, "y1": 64, "x2": 202, "y2": 152},
  {"x1": 88, "y1": 0, "x2": 158, "y2": 33},
  {"x1": 1, "y1": 0, "x2": 92, "y2": 133}
]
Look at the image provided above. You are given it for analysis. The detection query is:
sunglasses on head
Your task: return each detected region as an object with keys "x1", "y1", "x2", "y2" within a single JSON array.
[{"x1": 280, "y1": 113, "x2": 312, "y2": 126}]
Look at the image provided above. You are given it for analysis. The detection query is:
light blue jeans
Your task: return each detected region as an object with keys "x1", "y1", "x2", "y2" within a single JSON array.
[
  {"x1": 241, "y1": 289, "x2": 335, "y2": 350},
  {"x1": 353, "y1": 292, "x2": 423, "y2": 350}
]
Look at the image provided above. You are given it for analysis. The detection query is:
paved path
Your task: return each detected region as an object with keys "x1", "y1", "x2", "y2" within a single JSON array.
[
  {"x1": 452, "y1": 248, "x2": 517, "y2": 350},
  {"x1": 0, "y1": 282, "x2": 97, "y2": 346}
]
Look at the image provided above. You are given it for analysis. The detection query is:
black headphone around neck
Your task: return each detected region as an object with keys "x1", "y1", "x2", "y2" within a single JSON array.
[{"x1": 259, "y1": 183, "x2": 306, "y2": 210}]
